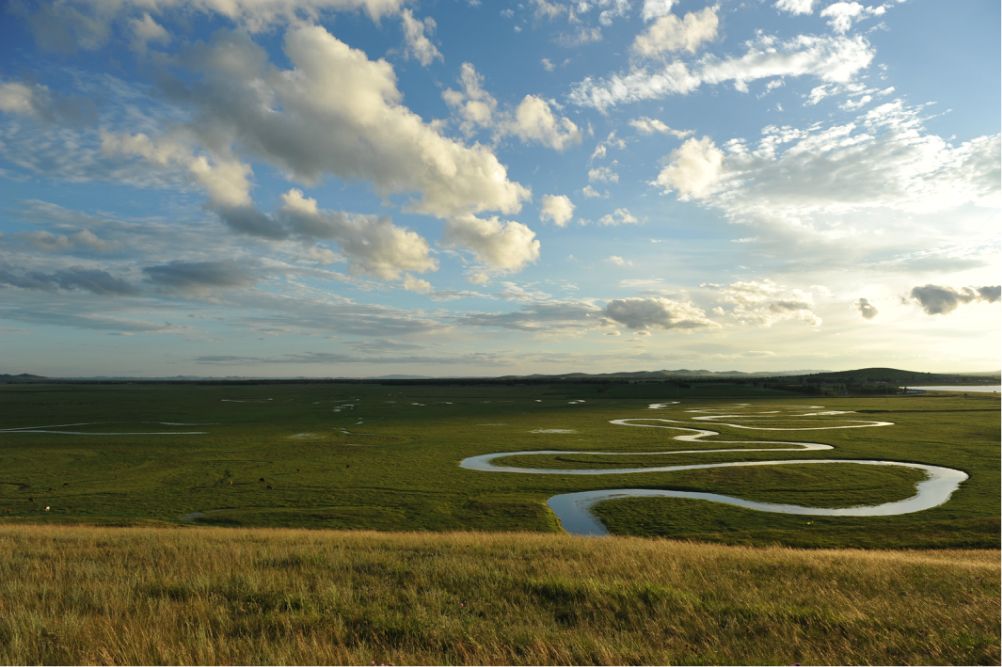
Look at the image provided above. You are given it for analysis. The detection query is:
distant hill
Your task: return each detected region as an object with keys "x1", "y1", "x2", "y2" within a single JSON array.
[
  {"x1": 367, "y1": 374, "x2": 434, "y2": 380},
  {"x1": 499, "y1": 369, "x2": 825, "y2": 381},
  {"x1": 0, "y1": 373, "x2": 47, "y2": 383},
  {"x1": 1, "y1": 367, "x2": 997, "y2": 391},
  {"x1": 801, "y1": 368, "x2": 1000, "y2": 386}
]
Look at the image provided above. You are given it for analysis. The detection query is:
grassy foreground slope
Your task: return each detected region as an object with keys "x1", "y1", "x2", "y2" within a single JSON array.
[{"x1": 0, "y1": 525, "x2": 997, "y2": 665}]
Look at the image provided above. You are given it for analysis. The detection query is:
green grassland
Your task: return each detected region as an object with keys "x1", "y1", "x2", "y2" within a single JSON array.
[
  {"x1": 0, "y1": 382, "x2": 998, "y2": 548},
  {"x1": 0, "y1": 525, "x2": 997, "y2": 665},
  {"x1": 0, "y1": 383, "x2": 998, "y2": 665}
]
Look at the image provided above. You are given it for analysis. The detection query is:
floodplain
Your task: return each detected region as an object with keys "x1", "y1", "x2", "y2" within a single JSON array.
[
  {"x1": 0, "y1": 381, "x2": 998, "y2": 664},
  {"x1": 1, "y1": 382, "x2": 997, "y2": 548}
]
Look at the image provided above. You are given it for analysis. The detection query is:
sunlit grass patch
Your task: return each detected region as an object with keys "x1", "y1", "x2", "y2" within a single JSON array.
[{"x1": 0, "y1": 524, "x2": 996, "y2": 665}]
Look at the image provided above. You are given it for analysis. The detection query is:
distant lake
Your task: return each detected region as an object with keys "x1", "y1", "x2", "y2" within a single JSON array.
[{"x1": 906, "y1": 385, "x2": 1001, "y2": 393}]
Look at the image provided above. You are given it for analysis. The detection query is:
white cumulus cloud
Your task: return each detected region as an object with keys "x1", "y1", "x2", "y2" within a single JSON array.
[
  {"x1": 0, "y1": 81, "x2": 46, "y2": 117},
  {"x1": 400, "y1": 9, "x2": 442, "y2": 66},
  {"x1": 775, "y1": 0, "x2": 816, "y2": 14},
  {"x1": 101, "y1": 131, "x2": 253, "y2": 208},
  {"x1": 129, "y1": 13, "x2": 170, "y2": 52},
  {"x1": 402, "y1": 274, "x2": 434, "y2": 294},
  {"x1": 654, "y1": 136, "x2": 724, "y2": 200},
  {"x1": 711, "y1": 280, "x2": 822, "y2": 327},
  {"x1": 509, "y1": 94, "x2": 582, "y2": 151},
  {"x1": 633, "y1": 5, "x2": 719, "y2": 57},
  {"x1": 180, "y1": 26, "x2": 529, "y2": 219},
  {"x1": 443, "y1": 64, "x2": 580, "y2": 151},
  {"x1": 571, "y1": 33, "x2": 874, "y2": 110},
  {"x1": 642, "y1": 0, "x2": 676, "y2": 21},
  {"x1": 101, "y1": 23, "x2": 535, "y2": 278},
  {"x1": 444, "y1": 215, "x2": 541, "y2": 275},
  {"x1": 442, "y1": 62, "x2": 498, "y2": 135},
  {"x1": 540, "y1": 194, "x2": 575, "y2": 227},
  {"x1": 820, "y1": 1, "x2": 886, "y2": 34},
  {"x1": 629, "y1": 117, "x2": 692, "y2": 138},
  {"x1": 664, "y1": 102, "x2": 1000, "y2": 238},
  {"x1": 599, "y1": 208, "x2": 639, "y2": 226},
  {"x1": 588, "y1": 166, "x2": 619, "y2": 183}
]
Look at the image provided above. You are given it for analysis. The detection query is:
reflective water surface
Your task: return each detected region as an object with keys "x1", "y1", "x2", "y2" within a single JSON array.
[
  {"x1": 906, "y1": 385, "x2": 1000, "y2": 393},
  {"x1": 459, "y1": 405, "x2": 969, "y2": 536}
]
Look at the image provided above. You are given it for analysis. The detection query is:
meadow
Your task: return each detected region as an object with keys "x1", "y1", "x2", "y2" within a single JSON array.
[
  {"x1": 0, "y1": 524, "x2": 997, "y2": 665},
  {"x1": 0, "y1": 382, "x2": 998, "y2": 664},
  {"x1": 0, "y1": 382, "x2": 998, "y2": 548}
]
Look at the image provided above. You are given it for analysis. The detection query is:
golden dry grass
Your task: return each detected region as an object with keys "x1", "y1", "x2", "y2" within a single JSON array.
[{"x1": 0, "y1": 524, "x2": 997, "y2": 665}]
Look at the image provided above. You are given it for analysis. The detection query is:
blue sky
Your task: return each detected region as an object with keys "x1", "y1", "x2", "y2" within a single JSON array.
[{"x1": 0, "y1": 0, "x2": 998, "y2": 377}]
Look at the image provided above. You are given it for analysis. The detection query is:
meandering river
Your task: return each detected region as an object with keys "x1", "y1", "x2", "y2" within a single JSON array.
[
  {"x1": 459, "y1": 405, "x2": 969, "y2": 536},
  {"x1": 905, "y1": 385, "x2": 1001, "y2": 393}
]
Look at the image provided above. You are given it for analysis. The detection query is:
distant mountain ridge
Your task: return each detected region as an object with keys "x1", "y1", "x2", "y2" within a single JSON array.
[
  {"x1": 497, "y1": 369, "x2": 827, "y2": 381},
  {"x1": 801, "y1": 368, "x2": 1001, "y2": 385},
  {"x1": 1, "y1": 368, "x2": 998, "y2": 385},
  {"x1": 0, "y1": 373, "x2": 47, "y2": 383}
]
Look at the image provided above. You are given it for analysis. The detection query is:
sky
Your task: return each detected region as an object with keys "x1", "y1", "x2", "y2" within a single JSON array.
[{"x1": 0, "y1": 0, "x2": 998, "y2": 377}]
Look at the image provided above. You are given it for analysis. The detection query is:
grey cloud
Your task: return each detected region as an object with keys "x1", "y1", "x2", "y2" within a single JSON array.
[
  {"x1": 0, "y1": 265, "x2": 137, "y2": 295},
  {"x1": 214, "y1": 205, "x2": 290, "y2": 240},
  {"x1": 0, "y1": 80, "x2": 192, "y2": 192},
  {"x1": 143, "y1": 260, "x2": 257, "y2": 291},
  {"x1": 48, "y1": 268, "x2": 136, "y2": 295},
  {"x1": 0, "y1": 268, "x2": 441, "y2": 339},
  {"x1": 0, "y1": 77, "x2": 97, "y2": 125},
  {"x1": 12, "y1": 199, "x2": 257, "y2": 267},
  {"x1": 18, "y1": 229, "x2": 115, "y2": 254},
  {"x1": 910, "y1": 284, "x2": 1002, "y2": 315},
  {"x1": 977, "y1": 286, "x2": 1001, "y2": 303},
  {"x1": 874, "y1": 246, "x2": 995, "y2": 274},
  {"x1": 15, "y1": 0, "x2": 406, "y2": 53},
  {"x1": 457, "y1": 301, "x2": 602, "y2": 332},
  {"x1": 282, "y1": 208, "x2": 344, "y2": 240},
  {"x1": 13, "y1": 0, "x2": 116, "y2": 53},
  {"x1": 603, "y1": 297, "x2": 715, "y2": 331},
  {"x1": 212, "y1": 193, "x2": 436, "y2": 280},
  {"x1": 279, "y1": 192, "x2": 436, "y2": 279},
  {"x1": 855, "y1": 298, "x2": 878, "y2": 319},
  {"x1": 0, "y1": 306, "x2": 177, "y2": 333},
  {"x1": 349, "y1": 339, "x2": 424, "y2": 354},
  {"x1": 12, "y1": 198, "x2": 109, "y2": 226},
  {"x1": 0, "y1": 267, "x2": 56, "y2": 291},
  {"x1": 196, "y1": 351, "x2": 509, "y2": 366},
  {"x1": 238, "y1": 291, "x2": 446, "y2": 338},
  {"x1": 458, "y1": 297, "x2": 717, "y2": 335},
  {"x1": 767, "y1": 300, "x2": 813, "y2": 313},
  {"x1": 196, "y1": 355, "x2": 267, "y2": 364}
]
